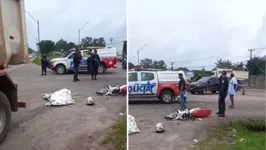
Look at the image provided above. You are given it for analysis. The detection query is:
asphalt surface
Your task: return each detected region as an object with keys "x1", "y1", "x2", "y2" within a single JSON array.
[
  {"x1": 0, "y1": 63, "x2": 126, "y2": 150},
  {"x1": 128, "y1": 90, "x2": 266, "y2": 150}
]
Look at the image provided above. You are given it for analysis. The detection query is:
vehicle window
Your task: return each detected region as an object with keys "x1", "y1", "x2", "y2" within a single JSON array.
[
  {"x1": 198, "y1": 77, "x2": 209, "y2": 82},
  {"x1": 83, "y1": 51, "x2": 89, "y2": 58},
  {"x1": 128, "y1": 73, "x2": 137, "y2": 82},
  {"x1": 68, "y1": 53, "x2": 74, "y2": 59},
  {"x1": 141, "y1": 72, "x2": 154, "y2": 81}
]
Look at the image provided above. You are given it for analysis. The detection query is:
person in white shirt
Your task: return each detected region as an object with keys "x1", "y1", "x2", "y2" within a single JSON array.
[{"x1": 228, "y1": 73, "x2": 238, "y2": 108}]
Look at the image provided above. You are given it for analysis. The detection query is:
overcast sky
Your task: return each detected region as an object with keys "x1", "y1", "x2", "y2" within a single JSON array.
[
  {"x1": 25, "y1": 0, "x2": 126, "y2": 50},
  {"x1": 128, "y1": 0, "x2": 266, "y2": 70}
]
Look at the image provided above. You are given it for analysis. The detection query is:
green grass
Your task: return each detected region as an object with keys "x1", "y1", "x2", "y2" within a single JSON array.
[
  {"x1": 103, "y1": 117, "x2": 127, "y2": 150},
  {"x1": 196, "y1": 120, "x2": 266, "y2": 150},
  {"x1": 32, "y1": 55, "x2": 58, "y2": 66}
]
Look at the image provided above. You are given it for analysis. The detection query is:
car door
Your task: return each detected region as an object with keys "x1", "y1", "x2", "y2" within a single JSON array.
[
  {"x1": 128, "y1": 72, "x2": 139, "y2": 96},
  {"x1": 207, "y1": 77, "x2": 217, "y2": 91},
  {"x1": 68, "y1": 53, "x2": 75, "y2": 70},
  {"x1": 139, "y1": 72, "x2": 158, "y2": 96},
  {"x1": 80, "y1": 50, "x2": 89, "y2": 71}
]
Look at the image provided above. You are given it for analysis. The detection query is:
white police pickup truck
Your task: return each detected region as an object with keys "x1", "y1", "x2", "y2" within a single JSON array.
[
  {"x1": 48, "y1": 48, "x2": 117, "y2": 74},
  {"x1": 128, "y1": 70, "x2": 188, "y2": 103}
]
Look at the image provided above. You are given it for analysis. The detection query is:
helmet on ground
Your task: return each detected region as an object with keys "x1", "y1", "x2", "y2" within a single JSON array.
[
  {"x1": 87, "y1": 96, "x2": 95, "y2": 105},
  {"x1": 155, "y1": 123, "x2": 165, "y2": 133}
]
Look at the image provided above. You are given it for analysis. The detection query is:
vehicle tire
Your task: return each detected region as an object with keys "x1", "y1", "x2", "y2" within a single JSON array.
[
  {"x1": 211, "y1": 91, "x2": 216, "y2": 94},
  {"x1": 0, "y1": 92, "x2": 11, "y2": 144},
  {"x1": 201, "y1": 88, "x2": 207, "y2": 95},
  {"x1": 190, "y1": 91, "x2": 195, "y2": 94},
  {"x1": 98, "y1": 64, "x2": 106, "y2": 74},
  {"x1": 55, "y1": 64, "x2": 66, "y2": 75},
  {"x1": 160, "y1": 90, "x2": 174, "y2": 104}
]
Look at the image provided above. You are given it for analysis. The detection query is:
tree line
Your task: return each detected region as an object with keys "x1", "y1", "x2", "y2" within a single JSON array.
[
  {"x1": 129, "y1": 56, "x2": 266, "y2": 76},
  {"x1": 30, "y1": 36, "x2": 107, "y2": 54}
]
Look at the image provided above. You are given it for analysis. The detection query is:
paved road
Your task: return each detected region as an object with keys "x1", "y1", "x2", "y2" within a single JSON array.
[
  {"x1": 0, "y1": 63, "x2": 126, "y2": 150},
  {"x1": 128, "y1": 91, "x2": 265, "y2": 150}
]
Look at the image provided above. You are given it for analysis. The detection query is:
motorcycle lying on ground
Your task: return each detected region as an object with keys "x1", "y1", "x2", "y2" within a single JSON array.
[{"x1": 122, "y1": 57, "x2": 127, "y2": 69}]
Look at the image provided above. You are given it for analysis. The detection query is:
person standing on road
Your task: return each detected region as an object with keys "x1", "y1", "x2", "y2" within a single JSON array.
[
  {"x1": 216, "y1": 71, "x2": 229, "y2": 117},
  {"x1": 41, "y1": 54, "x2": 48, "y2": 75},
  {"x1": 178, "y1": 73, "x2": 187, "y2": 110},
  {"x1": 228, "y1": 73, "x2": 238, "y2": 109},
  {"x1": 73, "y1": 48, "x2": 82, "y2": 82},
  {"x1": 91, "y1": 50, "x2": 100, "y2": 80},
  {"x1": 87, "y1": 49, "x2": 92, "y2": 75}
]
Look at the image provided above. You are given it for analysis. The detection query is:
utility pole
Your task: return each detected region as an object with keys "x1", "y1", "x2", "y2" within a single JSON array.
[
  {"x1": 137, "y1": 44, "x2": 148, "y2": 66},
  {"x1": 170, "y1": 62, "x2": 175, "y2": 70},
  {"x1": 78, "y1": 22, "x2": 89, "y2": 46},
  {"x1": 110, "y1": 38, "x2": 113, "y2": 44},
  {"x1": 25, "y1": 11, "x2": 40, "y2": 52},
  {"x1": 248, "y1": 49, "x2": 255, "y2": 60},
  {"x1": 248, "y1": 49, "x2": 255, "y2": 87}
]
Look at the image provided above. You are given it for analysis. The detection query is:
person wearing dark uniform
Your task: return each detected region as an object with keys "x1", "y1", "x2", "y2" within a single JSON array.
[
  {"x1": 216, "y1": 71, "x2": 229, "y2": 117},
  {"x1": 91, "y1": 50, "x2": 100, "y2": 80},
  {"x1": 87, "y1": 49, "x2": 92, "y2": 75},
  {"x1": 41, "y1": 54, "x2": 48, "y2": 75},
  {"x1": 73, "y1": 49, "x2": 82, "y2": 82}
]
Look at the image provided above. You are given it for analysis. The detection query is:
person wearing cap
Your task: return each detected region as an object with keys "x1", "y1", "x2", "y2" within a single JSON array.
[
  {"x1": 228, "y1": 73, "x2": 238, "y2": 108},
  {"x1": 91, "y1": 50, "x2": 100, "y2": 80},
  {"x1": 216, "y1": 71, "x2": 229, "y2": 117},
  {"x1": 73, "y1": 48, "x2": 82, "y2": 82},
  {"x1": 41, "y1": 54, "x2": 48, "y2": 75}
]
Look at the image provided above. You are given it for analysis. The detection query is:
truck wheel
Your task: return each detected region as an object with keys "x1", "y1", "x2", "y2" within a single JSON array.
[
  {"x1": 160, "y1": 91, "x2": 174, "y2": 104},
  {"x1": 190, "y1": 91, "x2": 195, "y2": 94},
  {"x1": 98, "y1": 64, "x2": 106, "y2": 74},
  {"x1": 0, "y1": 92, "x2": 11, "y2": 143},
  {"x1": 56, "y1": 64, "x2": 66, "y2": 74},
  {"x1": 211, "y1": 91, "x2": 216, "y2": 94}
]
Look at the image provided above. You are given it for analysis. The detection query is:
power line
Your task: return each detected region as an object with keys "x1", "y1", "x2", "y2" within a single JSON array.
[{"x1": 176, "y1": 53, "x2": 231, "y2": 63}]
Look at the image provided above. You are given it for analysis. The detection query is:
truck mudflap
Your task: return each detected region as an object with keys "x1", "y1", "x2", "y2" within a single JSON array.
[{"x1": 0, "y1": 69, "x2": 26, "y2": 112}]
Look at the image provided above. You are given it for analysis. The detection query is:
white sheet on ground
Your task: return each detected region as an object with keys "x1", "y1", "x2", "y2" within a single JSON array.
[
  {"x1": 43, "y1": 89, "x2": 75, "y2": 106},
  {"x1": 128, "y1": 114, "x2": 140, "y2": 135}
]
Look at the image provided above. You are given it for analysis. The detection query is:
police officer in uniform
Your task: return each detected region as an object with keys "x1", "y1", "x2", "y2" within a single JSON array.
[
  {"x1": 216, "y1": 71, "x2": 229, "y2": 117},
  {"x1": 73, "y1": 48, "x2": 82, "y2": 82},
  {"x1": 91, "y1": 50, "x2": 100, "y2": 80},
  {"x1": 41, "y1": 54, "x2": 48, "y2": 75}
]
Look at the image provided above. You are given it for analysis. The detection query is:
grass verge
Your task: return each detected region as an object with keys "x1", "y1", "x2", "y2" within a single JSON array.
[
  {"x1": 196, "y1": 120, "x2": 265, "y2": 150},
  {"x1": 32, "y1": 55, "x2": 58, "y2": 66},
  {"x1": 103, "y1": 117, "x2": 127, "y2": 150}
]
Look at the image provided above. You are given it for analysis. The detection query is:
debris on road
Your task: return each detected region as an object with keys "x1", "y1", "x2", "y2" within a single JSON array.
[
  {"x1": 87, "y1": 96, "x2": 95, "y2": 106},
  {"x1": 193, "y1": 139, "x2": 199, "y2": 143},
  {"x1": 43, "y1": 89, "x2": 75, "y2": 106},
  {"x1": 128, "y1": 114, "x2": 140, "y2": 135},
  {"x1": 155, "y1": 123, "x2": 165, "y2": 133},
  {"x1": 96, "y1": 84, "x2": 126, "y2": 96},
  {"x1": 165, "y1": 107, "x2": 212, "y2": 121},
  {"x1": 119, "y1": 112, "x2": 124, "y2": 116}
]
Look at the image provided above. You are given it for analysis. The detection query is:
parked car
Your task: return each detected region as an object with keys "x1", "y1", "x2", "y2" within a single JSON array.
[
  {"x1": 48, "y1": 48, "x2": 117, "y2": 74},
  {"x1": 128, "y1": 70, "x2": 188, "y2": 103},
  {"x1": 189, "y1": 76, "x2": 219, "y2": 95}
]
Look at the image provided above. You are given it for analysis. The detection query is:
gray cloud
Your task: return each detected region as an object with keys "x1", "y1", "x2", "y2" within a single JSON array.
[
  {"x1": 25, "y1": 0, "x2": 126, "y2": 50},
  {"x1": 128, "y1": 0, "x2": 266, "y2": 70}
]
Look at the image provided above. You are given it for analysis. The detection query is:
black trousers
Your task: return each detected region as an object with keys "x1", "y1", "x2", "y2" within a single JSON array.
[
  {"x1": 218, "y1": 93, "x2": 227, "y2": 114},
  {"x1": 87, "y1": 62, "x2": 91, "y2": 74},
  {"x1": 91, "y1": 65, "x2": 98, "y2": 78},
  {"x1": 41, "y1": 64, "x2": 47, "y2": 74}
]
